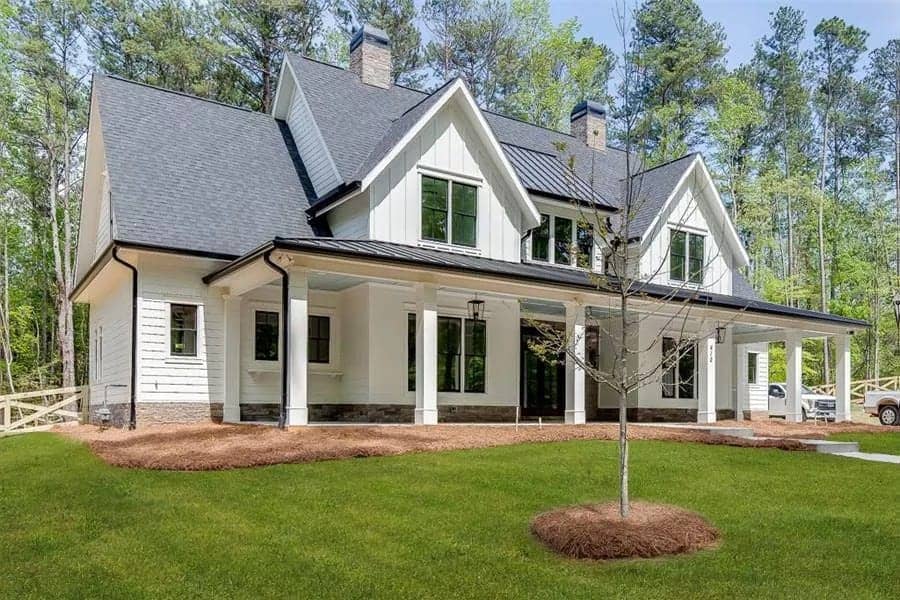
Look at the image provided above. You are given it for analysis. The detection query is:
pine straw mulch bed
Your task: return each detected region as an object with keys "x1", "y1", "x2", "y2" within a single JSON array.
[
  {"x1": 56, "y1": 422, "x2": 818, "y2": 471},
  {"x1": 531, "y1": 501, "x2": 720, "y2": 560}
]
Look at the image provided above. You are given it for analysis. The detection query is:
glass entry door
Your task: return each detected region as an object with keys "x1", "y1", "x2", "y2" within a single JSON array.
[{"x1": 520, "y1": 323, "x2": 565, "y2": 418}]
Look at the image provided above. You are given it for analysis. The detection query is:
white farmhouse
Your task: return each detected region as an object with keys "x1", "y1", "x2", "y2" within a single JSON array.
[{"x1": 73, "y1": 26, "x2": 864, "y2": 428}]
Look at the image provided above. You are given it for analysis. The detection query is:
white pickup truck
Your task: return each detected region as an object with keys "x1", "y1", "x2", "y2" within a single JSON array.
[{"x1": 863, "y1": 392, "x2": 900, "y2": 426}]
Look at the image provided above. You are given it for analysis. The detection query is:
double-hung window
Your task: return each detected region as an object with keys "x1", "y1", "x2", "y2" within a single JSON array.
[
  {"x1": 407, "y1": 314, "x2": 487, "y2": 393},
  {"x1": 170, "y1": 304, "x2": 198, "y2": 357},
  {"x1": 254, "y1": 311, "x2": 279, "y2": 361},
  {"x1": 531, "y1": 213, "x2": 595, "y2": 269},
  {"x1": 670, "y1": 229, "x2": 706, "y2": 284},
  {"x1": 421, "y1": 175, "x2": 477, "y2": 248},
  {"x1": 309, "y1": 316, "x2": 331, "y2": 364},
  {"x1": 661, "y1": 336, "x2": 695, "y2": 399}
]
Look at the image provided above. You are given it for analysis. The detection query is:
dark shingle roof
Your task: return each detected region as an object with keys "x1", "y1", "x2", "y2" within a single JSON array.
[
  {"x1": 94, "y1": 75, "x2": 317, "y2": 258},
  {"x1": 624, "y1": 153, "x2": 699, "y2": 238},
  {"x1": 732, "y1": 271, "x2": 760, "y2": 301},
  {"x1": 204, "y1": 237, "x2": 866, "y2": 329}
]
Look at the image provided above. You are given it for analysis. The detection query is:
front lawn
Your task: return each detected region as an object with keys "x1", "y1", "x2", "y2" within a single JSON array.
[
  {"x1": 829, "y1": 431, "x2": 900, "y2": 455},
  {"x1": 1, "y1": 434, "x2": 898, "y2": 599}
]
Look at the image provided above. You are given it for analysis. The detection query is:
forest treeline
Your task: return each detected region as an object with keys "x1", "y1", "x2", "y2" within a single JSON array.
[{"x1": 0, "y1": 0, "x2": 898, "y2": 392}]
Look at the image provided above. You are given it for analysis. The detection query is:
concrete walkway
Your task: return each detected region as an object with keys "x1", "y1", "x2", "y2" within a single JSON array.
[{"x1": 832, "y1": 451, "x2": 900, "y2": 464}]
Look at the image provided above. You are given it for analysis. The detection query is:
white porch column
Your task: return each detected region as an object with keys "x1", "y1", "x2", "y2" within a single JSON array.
[
  {"x1": 415, "y1": 283, "x2": 438, "y2": 425},
  {"x1": 785, "y1": 332, "x2": 804, "y2": 423},
  {"x1": 223, "y1": 294, "x2": 241, "y2": 423},
  {"x1": 697, "y1": 336, "x2": 716, "y2": 423},
  {"x1": 835, "y1": 334, "x2": 852, "y2": 422},
  {"x1": 287, "y1": 268, "x2": 309, "y2": 426},
  {"x1": 564, "y1": 302, "x2": 586, "y2": 425}
]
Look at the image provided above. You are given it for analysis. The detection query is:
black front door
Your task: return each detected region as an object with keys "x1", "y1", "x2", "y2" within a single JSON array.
[{"x1": 520, "y1": 323, "x2": 565, "y2": 418}]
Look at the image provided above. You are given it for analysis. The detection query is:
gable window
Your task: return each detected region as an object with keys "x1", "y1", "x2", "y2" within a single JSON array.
[
  {"x1": 254, "y1": 311, "x2": 280, "y2": 361},
  {"x1": 661, "y1": 336, "x2": 695, "y2": 399},
  {"x1": 309, "y1": 315, "x2": 331, "y2": 364},
  {"x1": 421, "y1": 175, "x2": 477, "y2": 247},
  {"x1": 669, "y1": 229, "x2": 705, "y2": 284},
  {"x1": 170, "y1": 304, "x2": 198, "y2": 357},
  {"x1": 554, "y1": 216, "x2": 572, "y2": 265},
  {"x1": 408, "y1": 313, "x2": 487, "y2": 394},
  {"x1": 532, "y1": 215, "x2": 550, "y2": 261},
  {"x1": 747, "y1": 352, "x2": 758, "y2": 385}
]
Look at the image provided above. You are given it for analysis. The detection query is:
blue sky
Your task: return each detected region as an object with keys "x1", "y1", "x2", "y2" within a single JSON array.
[{"x1": 549, "y1": 0, "x2": 900, "y2": 69}]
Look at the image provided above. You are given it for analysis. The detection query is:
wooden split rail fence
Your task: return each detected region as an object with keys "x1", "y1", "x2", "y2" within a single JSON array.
[
  {"x1": 0, "y1": 386, "x2": 87, "y2": 437},
  {"x1": 812, "y1": 375, "x2": 900, "y2": 403}
]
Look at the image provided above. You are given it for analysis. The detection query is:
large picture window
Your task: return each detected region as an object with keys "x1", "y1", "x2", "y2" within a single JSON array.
[
  {"x1": 669, "y1": 229, "x2": 706, "y2": 284},
  {"x1": 407, "y1": 313, "x2": 487, "y2": 394},
  {"x1": 254, "y1": 310, "x2": 279, "y2": 361},
  {"x1": 170, "y1": 304, "x2": 198, "y2": 357},
  {"x1": 421, "y1": 175, "x2": 477, "y2": 247},
  {"x1": 309, "y1": 315, "x2": 331, "y2": 364},
  {"x1": 662, "y1": 336, "x2": 695, "y2": 399}
]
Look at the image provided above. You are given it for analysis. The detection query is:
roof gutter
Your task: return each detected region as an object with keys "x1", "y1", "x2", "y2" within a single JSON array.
[
  {"x1": 262, "y1": 249, "x2": 289, "y2": 429},
  {"x1": 111, "y1": 246, "x2": 138, "y2": 430}
]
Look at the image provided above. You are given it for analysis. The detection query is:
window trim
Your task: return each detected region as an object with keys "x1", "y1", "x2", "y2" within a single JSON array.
[
  {"x1": 747, "y1": 352, "x2": 758, "y2": 385},
  {"x1": 308, "y1": 315, "x2": 332, "y2": 365},
  {"x1": 407, "y1": 311, "x2": 488, "y2": 395},
  {"x1": 668, "y1": 227, "x2": 707, "y2": 285},
  {"x1": 166, "y1": 301, "x2": 203, "y2": 363},
  {"x1": 530, "y1": 212, "x2": 596, "y2": 271},
  {"x1": 252, "y1": 308, "x2": 281, "y2": 362},
  {"x1": 661, "y1": 336, "x2": 696, "y2": 400},
  {"x1": 419, "y1": 172, "x2": 480, "y2": 249}
]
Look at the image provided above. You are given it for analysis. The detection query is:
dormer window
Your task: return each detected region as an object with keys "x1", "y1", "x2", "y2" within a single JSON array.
[
  {"x1": 530, "y1": 213, "x2": 594, "y2": 270},
  {"x1": 669, "y1": 229, "x2": 705, "y2": 284},
  {"x1": 421, "y1": 175, "x2": 477, "y2": 248}
]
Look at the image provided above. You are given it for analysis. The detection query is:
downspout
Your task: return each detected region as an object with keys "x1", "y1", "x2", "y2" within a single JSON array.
[
  {"x1": 262, "y1": 249, "x2": 289, "y2": 429},
  {"x1": 111, "y1": 246, "x2": 138, "y2": 430}
]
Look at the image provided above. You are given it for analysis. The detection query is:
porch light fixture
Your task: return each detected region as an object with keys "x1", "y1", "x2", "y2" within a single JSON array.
[
  {"x1": 715, "y1": 324, "x2": 727, "y2": 344},
  {"x1": 893, "y1": 292, "x2": 900, "y2": 330},
  {"x1": 467, "y1": 296, "x2": 485, "y2": 321}
]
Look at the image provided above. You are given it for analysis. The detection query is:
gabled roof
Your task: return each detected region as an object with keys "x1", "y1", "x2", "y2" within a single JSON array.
[
  {"x1": 92, "y1": 75, "x2": 318, "y2": 258},
  {"x1": 625, "y1": 153, "x2": 700, "y2": 238}
]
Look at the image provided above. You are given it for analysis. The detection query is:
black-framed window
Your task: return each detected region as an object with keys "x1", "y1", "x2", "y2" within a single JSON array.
[
  {"x1": 464, "y1": 319, "x2": 486, "y2": 393},
  {"x1": 670, "y1": 229, "x2": 705, "y2": 284},
  {"x1": 532, "y1": 214, "x2": 550, "y2": 261},
  {"x1": 576, "y1": 223, "x2": 593, "y2": 269},
  {"x1": 662, "y1": 336, "x2": 695, "y2": 399},
  {"x1": 170, "y1": 304, "x2": 198, "y2": 357},
  {"x1": 451, "y1": 182, "x2": 477, "y2": 247},
  {"x1": 748, "y1": 352, "x2": 758, "y2": 385},
  {"x1": 438, "y1": 317, "x2": 461, "y2": 392},
  {"x1": 309, "y1": 315, "x2": 330, "y2": 364},
  {"x1": 422, "y1": 175, "x2": 477, "y2": 247},
  {"x1": 407, "y1": 313, "x2": 416, "y2": 392},
  {"x1": 421, "y1": 176, "x2": 449, "y2": 242},
  {"x1": 254, "y1": 310, "x2": 279, "y2": 361},
  {"x1": 554, "y1": 216, "x2": 572, "y2": 265}
]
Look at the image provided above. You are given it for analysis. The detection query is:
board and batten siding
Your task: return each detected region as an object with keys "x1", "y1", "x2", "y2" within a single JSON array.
[
  {"x1": 366, "y1": 103, "x2": 523, "y2": 262},
  {"x1": 285, "y1": 82, "x2": 341, "y2": 197},
  {"x1": 737, "y1": 342, "x2": 770, "y2": 413},
  {"x1": 641, "y1": 181, "x2": 733, "y2": 296},
  {"x1": 88, "y1": 272, "x2": 132, "y2": 407}
]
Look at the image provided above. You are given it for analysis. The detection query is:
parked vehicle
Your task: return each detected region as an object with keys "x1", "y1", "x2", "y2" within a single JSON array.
[
  {"x1": 768, "y1": 383, "x2": 836, "y2": 421},
  {"x1": 863, "y1": 391, "x2": 900, "y2": 426}
]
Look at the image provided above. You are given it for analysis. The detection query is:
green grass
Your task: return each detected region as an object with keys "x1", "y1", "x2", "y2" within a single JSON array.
[
  {"x1": 1, "y1": 435, "x2": 898, "y2": 599},
  {"x1": 829, "y1": 431, "x2": 900, "y2": 455}
]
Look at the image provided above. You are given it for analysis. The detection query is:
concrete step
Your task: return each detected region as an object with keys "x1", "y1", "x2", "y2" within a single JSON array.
[
  {"x1": 752, "y1": 437, "x2": 861, "y2": 454},
  {"x1": 632, "y1": 423, "x2": 755, "y2": 438}
]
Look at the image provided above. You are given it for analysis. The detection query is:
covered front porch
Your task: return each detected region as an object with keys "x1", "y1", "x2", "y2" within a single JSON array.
[{"x1": 203, "y1": 239, "x2": 864, "y2": 426}]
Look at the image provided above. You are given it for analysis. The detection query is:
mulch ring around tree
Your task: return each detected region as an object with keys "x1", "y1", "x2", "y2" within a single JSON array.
[{"x1": 531, "y1": 501, "x2": 720, "y2": 560}]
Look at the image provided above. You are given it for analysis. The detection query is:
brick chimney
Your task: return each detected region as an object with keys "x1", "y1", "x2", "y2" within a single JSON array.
[
  {"x1": 570, "y1": 101, "x2": 607, "y2": 151},
  {"x1": 349, "y1": 24, "x2": 391, "y2": 89}
]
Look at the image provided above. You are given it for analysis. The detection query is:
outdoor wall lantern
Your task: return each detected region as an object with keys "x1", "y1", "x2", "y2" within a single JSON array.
[
  {"x1": 715, "y1": 324, "x2": 727, "y2": 344},
  {"x1": 467, "y1": 296, "x2": 485, "y2": 321},
  {"x1": 893, "y1": 292, "x2": 900, "y2": 330}
]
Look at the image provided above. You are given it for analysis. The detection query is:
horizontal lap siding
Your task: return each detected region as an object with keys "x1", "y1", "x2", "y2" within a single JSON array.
[
  {"x1": 89, "y1": 275, "x2": 131, "y2": 406},
  {"x1": 137, "y1": 256, "x2": 225, "y2": 406},
  {"x1": 747, "y1": 343, "x2": 769, "y2": 412},
  {"x1": 286, "y1": 85, "x2": 341, "y2": 197}
]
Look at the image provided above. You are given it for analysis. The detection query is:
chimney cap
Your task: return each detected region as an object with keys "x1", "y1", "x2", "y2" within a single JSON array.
[
  {"x1": 570, "y1": 100, "x2": 606, "y2": 120},
  {"x1": 350, "y1": 24, "x2": 390, "y2": 52}
]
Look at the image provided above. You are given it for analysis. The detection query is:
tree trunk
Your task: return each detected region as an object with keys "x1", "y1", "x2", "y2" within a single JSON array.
[
  {"x1": 818, "y1": 114, "x2": 830, "y2": 383},
  {"x1": 618, "y1": 293, "x2": 629, "y2": 519}
]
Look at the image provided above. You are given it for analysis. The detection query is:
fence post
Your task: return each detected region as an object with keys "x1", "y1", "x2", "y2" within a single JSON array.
[
  {"x1": 2, "y1": 399, "x2": 8, "y2": 431},
  {"x1": 80, "y1": 385, "x2": 90, "y2": 424}
]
